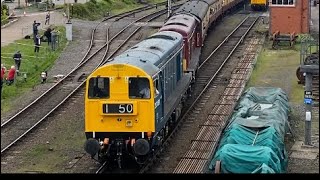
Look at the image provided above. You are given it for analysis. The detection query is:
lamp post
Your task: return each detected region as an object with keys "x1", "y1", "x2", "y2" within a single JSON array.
[
  {"x1": 65, "y1": 0, "x2": 72, "y2": 41},
  {"x1": 167, "y1": 0, "x2": 171, "y2": 18},
  {"x1": 67, "y1": 2, "x2": 70, "y2": 22},
  {"x1": 71, "y1": 3, "x2": 73, "y2": 18}
]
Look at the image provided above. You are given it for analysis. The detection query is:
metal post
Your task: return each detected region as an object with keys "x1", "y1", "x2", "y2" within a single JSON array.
[
  {"x1": 309, "y1": 0, "x2": 312, "y2": 32},
  {"x1": 67, "y1": 3, "x2": 70, "y2": 22},
  {"x1": 71, "y1": 4, "x2": 73, "y2": 18},
  {"x1": 167, "y1": 0, "x2": 171, "y2": 18},
  {"x1": 304, "y1": 73, "x2": 313, "y2": 145}
]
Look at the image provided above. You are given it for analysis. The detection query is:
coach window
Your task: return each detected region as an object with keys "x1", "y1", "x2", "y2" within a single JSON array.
[
  {"x1": 88, "y1": 77, "x2": 110, "y2": 99},
  {"x1": 129, "y1": 77, "x2": 151, "y2": 99}
]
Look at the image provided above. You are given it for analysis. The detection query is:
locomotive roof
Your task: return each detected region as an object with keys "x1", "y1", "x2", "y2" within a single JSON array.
[
  {"x1": 160, "y1": 14, "x2": 196, "y2": 37},
  {"x1": 107, "y1": 31, "x2": 183, "y2": 77},
  {"x1": 176, "y1": 0, "x2": 209, "y2": 21}
]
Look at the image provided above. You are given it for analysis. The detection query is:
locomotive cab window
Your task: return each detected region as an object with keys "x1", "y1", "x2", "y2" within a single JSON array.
[
  {"x1": 129, "y1": 77, "x2": 151, "y2": 99},
  {"x1": 88, "y1": 77, "x2": 110, "y2": 98}
]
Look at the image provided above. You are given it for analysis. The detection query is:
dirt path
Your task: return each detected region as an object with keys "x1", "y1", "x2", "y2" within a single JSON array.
[{"x1": 1, "y1": 11, "x2": 67, "y2": 47}]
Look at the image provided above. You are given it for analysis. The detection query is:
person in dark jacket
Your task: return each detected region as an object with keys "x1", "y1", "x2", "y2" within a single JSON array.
[
  {"x1": 13, "y1": 51, "x2": 22, "y2": 73},
  {"x1": 33, "y1": 20, "x2": 41, "y2": 38},
  {"x1": 44, "y1": 28, "x2": 52, "y2": 46},
  {"x1": 34, "y1": 34, "x2": 41, "y2": 53}
]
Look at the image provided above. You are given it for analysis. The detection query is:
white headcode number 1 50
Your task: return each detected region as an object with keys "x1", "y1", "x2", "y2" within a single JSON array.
[{"x1": 119, "y1": 104, "x2": 133, "y2": 113}]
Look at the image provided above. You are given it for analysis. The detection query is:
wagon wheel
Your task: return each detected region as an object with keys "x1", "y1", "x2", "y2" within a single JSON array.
[
  {"x1": 296, "y1": 67, "x2": 304, "y2": 84},
  {"x1": 215, "y1": 160, "x2": 221, "y2": 174}
]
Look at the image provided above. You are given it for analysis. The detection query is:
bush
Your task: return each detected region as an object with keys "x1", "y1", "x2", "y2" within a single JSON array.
[
  {"x1": 90, "y1": 0, "x2": 97, "y2": 4},
  {"x1": 66, "y1": 0, "x2": 143, "y2": 20},
  {"x1": 1, "y1": 4, "x2": 9, "y2": 26}
]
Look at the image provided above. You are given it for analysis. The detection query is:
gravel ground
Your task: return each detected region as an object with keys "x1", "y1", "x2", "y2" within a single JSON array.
[
  {"x1": 1, "y1": 11, "x2": 68, "y2": 47},
  {"x1": 245, "y1": 11, "x2": 319, "y2": 173},
  {"x1": 0, "y1": 5, "x2": 179, "y2": 173},
  {"x1": 2, "y1": 2, "x2": 317, "y2": 173},
  {"x1": 0, "y1": 19, "x2": 98, "y2": 124},
  {"x1": 150, "y1": 12, "x2": 249, "y2": 173}
]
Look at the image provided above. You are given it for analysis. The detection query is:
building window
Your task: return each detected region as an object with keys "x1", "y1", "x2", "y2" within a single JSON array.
[{"x1": 270, "y1": 0, "x2": 295, "y2": 6}]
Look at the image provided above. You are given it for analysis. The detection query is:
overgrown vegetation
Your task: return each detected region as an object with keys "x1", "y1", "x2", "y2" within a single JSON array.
[
  {"x1": 1, "y1": 26, "x2": 67, "y2": 113},
  {"x1": 246, "y1": 40, "x2": 304, "y2": 104},
  {"x1": 1, "y1": 3, "x2": 9, "y2": 26},
  {"x1": 65, "y1": 0, "x2": 164, "y2": 20}
]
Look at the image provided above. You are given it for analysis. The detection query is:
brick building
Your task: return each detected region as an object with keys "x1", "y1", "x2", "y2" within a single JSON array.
[{"x1": 269, "y1": 0, "x2": 310, "y2": 34}]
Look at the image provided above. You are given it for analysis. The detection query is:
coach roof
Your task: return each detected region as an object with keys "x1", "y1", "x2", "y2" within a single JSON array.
[{"x1": 176, "y1": 0, "x2": 209, "y2": 21}]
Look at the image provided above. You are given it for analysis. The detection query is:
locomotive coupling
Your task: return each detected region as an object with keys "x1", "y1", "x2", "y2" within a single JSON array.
[{"x1": 84, "y1": 138, "x2": 100, "y2": 157}]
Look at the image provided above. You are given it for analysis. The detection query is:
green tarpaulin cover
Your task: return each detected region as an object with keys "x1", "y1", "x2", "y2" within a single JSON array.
[{"x1": 209, "y1": 87, "x2": 290, "y2": 173}]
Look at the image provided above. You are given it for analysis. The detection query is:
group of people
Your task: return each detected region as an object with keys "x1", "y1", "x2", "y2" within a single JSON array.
[
  {"x1": 1, "y1": 64, "x2": 17, "y2": 93},
  {"x1": 1, "y1": 50, "x2": 23, "y2": 92},
  {"x1": 1, "y1": 12, "x2": 55, "y2": 95},
  {"x1": 32, "y1": 11, "x2": 58, "y2": 53},
  {"x1": 1, "y1": 51, "x2": 48, "y2": 95}
]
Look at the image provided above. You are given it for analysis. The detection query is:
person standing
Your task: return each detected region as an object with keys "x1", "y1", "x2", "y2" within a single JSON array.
[
  {"x1": 51, "y1": 29, "x2": 57, "y2": 51},
  {"x1": 44, "y1": 27, "x2": 52, "y2": 46},
  {"x1": 1, "y1": 64, "x2": 7, "y2": 94},
  {"x1": 6, "y1": 66, "x2": 16, "y2": 86},
  {"x1": 34, "y1": 34, "x2": 41, "y2": 53},
  {"x1": 13, "y1": 51, "x2": 22, "y2": 74},
  {"x1": 45, "y1": 12, "x2": 50, "y2": 25},
  {"x1": 33, "y1": 20, "x2": 41, "y2": 37}
]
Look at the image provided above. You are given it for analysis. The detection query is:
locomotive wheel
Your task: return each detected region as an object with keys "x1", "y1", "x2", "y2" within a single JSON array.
[{"x1": 165, "y1": 122, "x2": 169, "y2": 138}]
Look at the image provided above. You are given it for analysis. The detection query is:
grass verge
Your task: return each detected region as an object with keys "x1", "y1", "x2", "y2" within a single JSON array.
[
  {"x1": 246, "y1": 40, "x2": 304, "y2": 104},
  {"x1": 1, "y1": 26, "x2": 67, "y2": 113}
]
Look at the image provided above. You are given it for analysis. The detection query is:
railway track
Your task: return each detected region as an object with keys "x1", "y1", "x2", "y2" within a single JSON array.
[
  {"x1": 139, "y1": 15, "x2": 261, "y2": 173},
  {"x1": 1, "y1": 4, "x2": 182, "y2": 155},
  {"x1": 1, "y1": 21, "x2": 110, "y2": 154},
  {"x1": 312, "y1": 76, "x2": 319, "y2": 105},
  {"x1": 174, "y1": 35, "x2": 264, "y2": 173}
]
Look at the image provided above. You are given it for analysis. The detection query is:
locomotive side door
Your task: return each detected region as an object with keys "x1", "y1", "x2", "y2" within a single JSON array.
[{"x1": 154, "y1": 74, "x2": 164, "y2": 131}]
